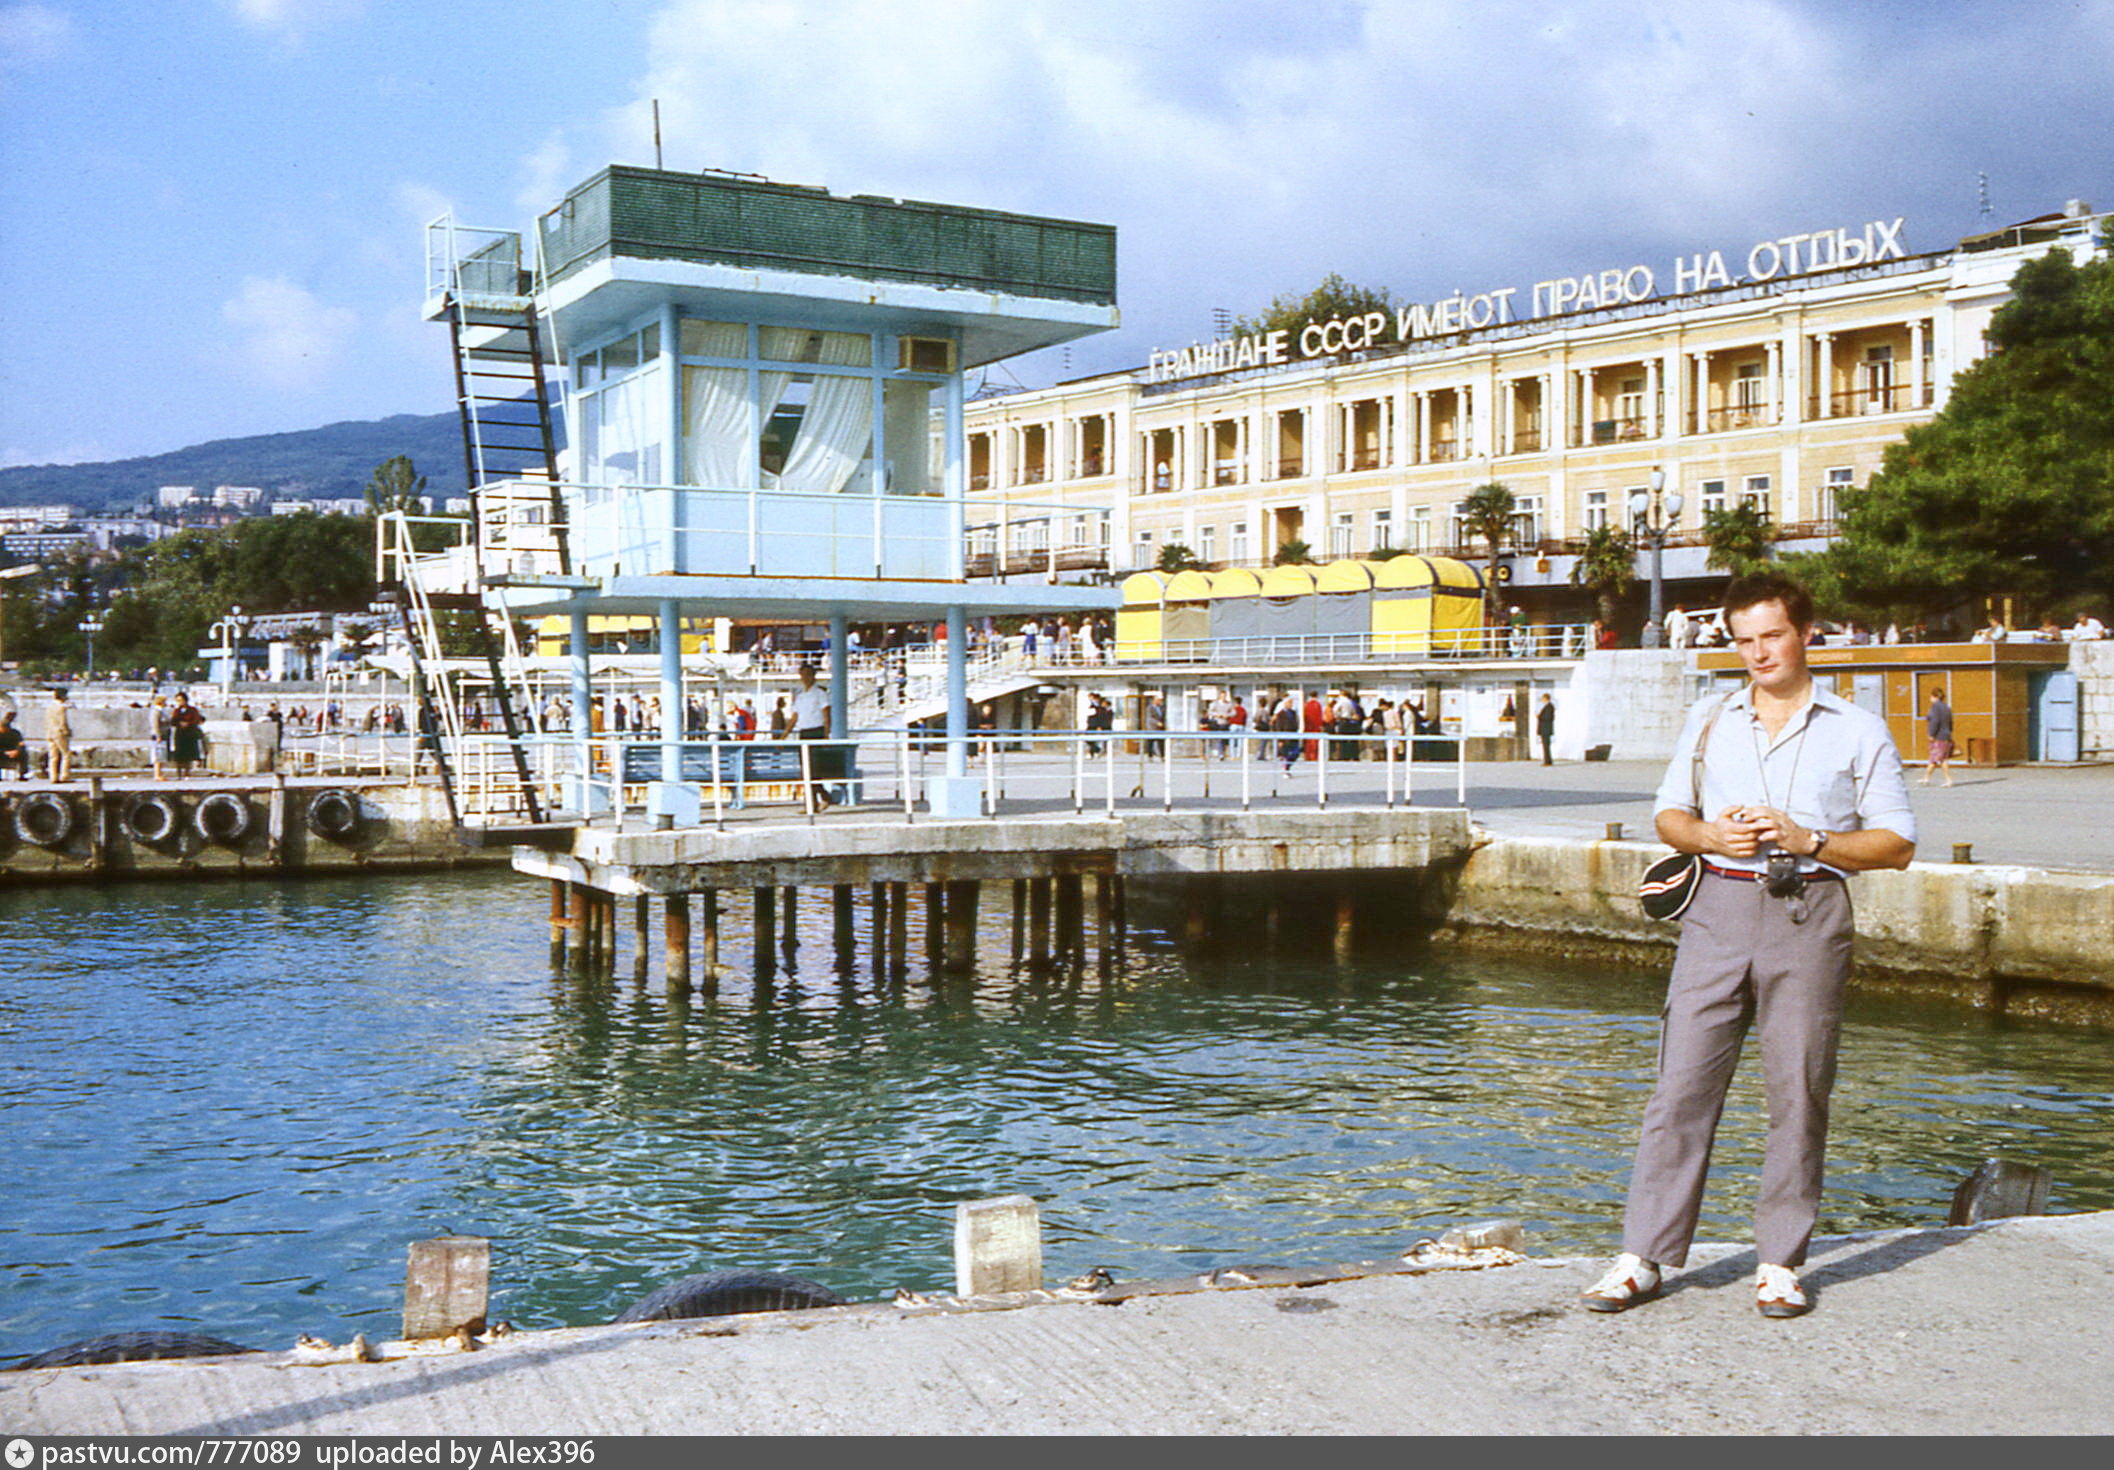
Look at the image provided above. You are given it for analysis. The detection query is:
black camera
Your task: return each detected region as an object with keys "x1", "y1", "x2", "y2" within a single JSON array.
[{"x1": 1764, "y1": 848, "x2": 1805, "y2": 897}]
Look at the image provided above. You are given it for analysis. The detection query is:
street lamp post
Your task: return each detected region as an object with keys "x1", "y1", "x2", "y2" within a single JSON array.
[
  {"x1": 209, "y1": 605, "x2": 246, "y2": 697},
  {"x1": 1628, "y1": 469, "x2": 1684, "y2": 649},
  {"x1": 80, "y1": 615, "x2": 105, "y2": 680}
]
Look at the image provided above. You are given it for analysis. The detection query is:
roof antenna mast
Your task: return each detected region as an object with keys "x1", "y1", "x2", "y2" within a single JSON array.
[
  {"x1": 1977, "y1": 171, "x2": 1991, "y2": 219},
  {"x1": 653, "y1": 99, "x2": 663, "y2": 170}
]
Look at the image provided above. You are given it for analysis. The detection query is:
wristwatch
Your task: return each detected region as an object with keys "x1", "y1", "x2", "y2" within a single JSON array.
[{"x1": 1808, "y1": 828, "x2": 1832, "y2": 858}]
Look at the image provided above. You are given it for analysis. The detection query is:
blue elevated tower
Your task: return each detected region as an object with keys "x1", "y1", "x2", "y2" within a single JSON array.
[{"x1": 411, "y1": 166, "x2": 1120, "y2": 825}]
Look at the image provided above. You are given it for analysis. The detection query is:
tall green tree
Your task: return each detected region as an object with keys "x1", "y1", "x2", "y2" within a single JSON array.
[
  {"x1": 365, "y1": 455, "x2": 429, "y2": 516},
  {"x1": 1809, "y1": 222, "x2": 2114, "y2": 618},
  {"x1": 1458, "y1": 481, "x2": 1517, "y2": 618},
  {"x1": 1570, "y1": 524, "x2": 1636, "y2": 628},
  {"x1": 1232, "y1": 273, "x2": 1396, "y2": 341},
  {"x1": 1702, "y1": 502, "x2": 1773, "y2": 577}
]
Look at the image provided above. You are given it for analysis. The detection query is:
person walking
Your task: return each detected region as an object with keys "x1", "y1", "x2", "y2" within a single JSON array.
[
  {"x1": 1272, "y1": 693, "x2": 1302, "y2": 775},
  {"x1": 1537, "y1": 693, "x2": 1557, "y2": 766},
  {"x1": 1582, "y1": 572, "x2": 1916, "y2": 1320},
  {"x1": 150, "y1": 695, "x2": 172, "y2": 779},
  {"x1": 1922, "y1": 689, "x2": 1955, "y2": 787},
  {"x1": 46, "y1": 689, "x2": 72, "y2": 782},
  {"x1": 791, "y1": 663, "x2": 833, "y2": 808}
]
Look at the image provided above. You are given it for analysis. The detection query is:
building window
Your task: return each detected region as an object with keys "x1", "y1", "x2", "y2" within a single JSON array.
[
  {"x1": 1409, "y1": 505, "x2": 1432, "y2": 550},
  {"x1": 1074, "y1": 414, "x2": 1109, "y2": 478},
  {"x1": 1512, "y1": 495, "x2": 1544, "y2": 546},
  {"x1": 1584, "y1": 490, "x2": 1609, "y2": 532},
  {"x1": 1822, "y1": 466, "x2": 1854, "y2": 524},
  {"x1": 1860, "y1": 345, "x2": 1896, "y2": 413},
  {"x1": 1134, "y1": 528, "x2": 1153, "y2": 566},
  {"x1": 1700, "y1": 478, "x2": 1726, "y2": 518},
  {"x1": 1230, "y1": 520, "x2": 1250, "y2": 562},
  {"x1": 1274, "y1": 409, "x2": 1306, "y2": 479},
  {"x1": 1196, "y1": 524, "x2": 1217, "y2": 564},
  {"x1": 1345, "y1": 399, "x2": 1386, "y2": 471},
  {"x1": 1144, "y1": 428, "x2": 1177, "y2": 493},
  {"x1": 1330, "y1": 512, "x2": 1355, "y2": 558},
  {"x1": 1742, "y1": 474, "x2": 1772, "y2": 520},
  {"x1": 1373, "y1": 508, "x2": 1394, "y2": 551},
  {"x1": 1210, "y1": 417, "x2": 1243, "y2": 486}
]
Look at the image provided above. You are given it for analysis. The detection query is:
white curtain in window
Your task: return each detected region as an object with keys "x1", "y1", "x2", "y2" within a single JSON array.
[
  {"x1": 594, "y1": 375, "x2": 645, "y2": 485},
  {"x1": 681, "y1": 321, "x2": 749, "y2": 487},
  {"x1": 778, "y1": 332, "x2": 872, "y2": 494},
  {"x1": 753, "y1": 328, "x2": 806, "y2": 489}
]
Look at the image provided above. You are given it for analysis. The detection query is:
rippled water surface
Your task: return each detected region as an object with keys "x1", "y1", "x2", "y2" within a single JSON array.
[{"x1": 4, "y1": 868, "x2": 2111, "y2": 1359}]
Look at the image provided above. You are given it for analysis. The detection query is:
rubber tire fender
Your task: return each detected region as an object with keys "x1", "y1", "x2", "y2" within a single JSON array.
[
  {"x1": 612, "y1": 1269, "x2": 847, "y2": 1323},
  {"x1": 13, "y1": 1330, "x2": 257, "y2": 1371},
  {"x1": 125, "y1": 793, "x2": 183, "y2": 847},
  {"x1": 14, "y1": 790, "x2": 75, "y2": 848},
  {"x1": 307, "y1": 787, "x2": 361, "y2": 841},
  {"x1": 193, "y1": 791, "x2": 253, "y2": 845}
]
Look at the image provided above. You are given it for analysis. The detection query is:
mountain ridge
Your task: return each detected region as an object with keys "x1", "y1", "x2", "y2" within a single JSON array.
[{"x1": 0, "y1": 411, "x2": 472, "y2": 513}]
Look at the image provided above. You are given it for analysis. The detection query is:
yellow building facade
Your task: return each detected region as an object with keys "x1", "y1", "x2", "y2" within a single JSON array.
[{"x1": 962, "y1": 205, "x2": 2104, "y2": 588}]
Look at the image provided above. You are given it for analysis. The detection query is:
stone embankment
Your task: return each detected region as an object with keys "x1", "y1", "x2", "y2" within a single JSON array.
[
  {"x1": 6, "y1": 1211, "x2": 2109, "y2": 1434},
  {"x1": 1438, "y1": 833, "x2": 2114, "y2": 1022}
]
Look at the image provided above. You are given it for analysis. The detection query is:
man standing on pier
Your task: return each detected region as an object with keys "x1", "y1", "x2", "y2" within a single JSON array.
[{"x1": 1583, "y1": 571, "x2": 1916, "y2": 1320}]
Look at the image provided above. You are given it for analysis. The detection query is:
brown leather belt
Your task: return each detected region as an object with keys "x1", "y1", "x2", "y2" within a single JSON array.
[{"x1": 1703, "y1": 861, "x2": 1843, "y2": 884}]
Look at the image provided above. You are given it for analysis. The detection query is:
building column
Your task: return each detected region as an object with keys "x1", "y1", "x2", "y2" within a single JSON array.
[
  {"x1": 945, "y1": 604, "x2": 968, "y2": 779},
  {"x1": 1498, "y1": 377, "x2": 1514, "y2": 455},
  {"x1": 1814, "y1": 333, "x2": 1834, "y2": 418},
  {"x1": 569, "y1": 605, "x2": 592, "y2": 807},
  {"x1": 1540, "y1": 371, "x2": 1557, "y2": 453},
  {"x1": 1646, "y1": 357, "x2": 1663, "y2": 440},
  {"x1": 1415, "y1": 391, "x2": 1430, "y2": 464},
  {"x1": 1765, "y1": 340, "x2": 1782, "y2": 423},
  {"x1": 828, "y1": 612, "x2": 849, "y2": 739},
  {"x1": 658, "y1": 598, "x2": 683, "y2": 821},
  {"x1": 1910, "y1": 317, "x2": 1927, "y2": 408},
  {"x1": 1574, "y1": 368, "x2": 1592, "y2": 445}
]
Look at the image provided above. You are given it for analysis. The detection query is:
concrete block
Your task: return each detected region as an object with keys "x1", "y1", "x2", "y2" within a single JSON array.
[
  {"x1": 924, "y1": 774, "x2": 986, "y2": 820},
  {"x1": 201, "y1": 719, "x2": 279, "y2": 775},
  {"x1": 646, "y1": 781, "x2": 701, "y2": 827},
  {"x1": 402, "y1": 1236, "x2": 489, "y2": 1340},
  {"x1": 954, "y1": 1195, "x2": 1042, "y2": 1296},
  {"x1": 1439, "y1": 1219, "x2": 1529, "y2": 1253},
  {"x1": 1948, "y1": 1159, "x2": 2052, "y2": 1226}
]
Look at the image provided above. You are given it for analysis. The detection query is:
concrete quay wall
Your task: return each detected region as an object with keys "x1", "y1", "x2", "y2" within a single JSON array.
[
  {"x1": 0, "y1": 778, "x2": 507, "y2": 885},
  {"x1": 1439, "y1": 834, "x2": 2114, "y2": 1020},
  {"x1": 520, "y1": 808, "x2": 1480, "y2": 894}
]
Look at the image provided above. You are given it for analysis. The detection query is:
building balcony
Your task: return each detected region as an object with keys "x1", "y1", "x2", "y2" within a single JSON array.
[
  {"x1": 1584, "y1": 415, "x2": 1650, "y2": 445},
  {"x1": 1703, "y1": 403, "x2": 1773, "y2": 433},
  {"x1": 1504, "y1": 429, "x2": 1543, "y2": 454},
  {"x1": 1273, "y1": 456, "x2": 1307, "y2": 479},
  {"x1": 1424, "y1": 439, "x2": 1460, "y2": 463},
  {"x1": 1346, "y1": 448, "x2": 1386, "y2": 472},
  {"x1": 1815, "y1": 384, "x2": 1934, "y2": 417}
]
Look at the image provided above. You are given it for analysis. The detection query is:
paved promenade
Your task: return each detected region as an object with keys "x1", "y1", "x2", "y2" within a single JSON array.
[{"x1": 6, "y1": 1212, "x2": 2109, "y2": 1435}]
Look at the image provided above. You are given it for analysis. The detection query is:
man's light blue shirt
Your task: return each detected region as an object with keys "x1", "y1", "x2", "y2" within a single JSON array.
[{"x1": 1654, "y1": 681, "x2": 1917, "y2": 875}]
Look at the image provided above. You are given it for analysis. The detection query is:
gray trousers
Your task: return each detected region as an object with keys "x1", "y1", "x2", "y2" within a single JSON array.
[{"x1": 1622, "y1": 870, "x2": 1853, "y2": 1268}]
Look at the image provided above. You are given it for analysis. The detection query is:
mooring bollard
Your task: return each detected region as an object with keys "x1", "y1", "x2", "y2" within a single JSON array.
[
  {"x1": 1605, "y1": 821, "x2": 1625, "y2": 841},
  {"x1": 403, "y1": 1235, "x2": 489, "y2": 1340},
  {"x1": 1953, "y1": 841, "x2": 1974, "y2": 864},
  {"x1": 954, "y1": 1195, "x2": 1042, "y2": 1297}
]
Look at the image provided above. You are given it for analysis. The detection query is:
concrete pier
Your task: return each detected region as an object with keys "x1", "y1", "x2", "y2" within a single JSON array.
[{"x1": 9, "y1": 1211, "x2": 2108, "y2": 1434}]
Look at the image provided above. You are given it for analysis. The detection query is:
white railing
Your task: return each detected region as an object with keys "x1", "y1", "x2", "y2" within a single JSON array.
[
  {"x1": 1030, "y1": 624, "x2": 1596, "y2": 667},
  {"x1": 524, "y1": 725, "x2": 1472, "y2": 831}
]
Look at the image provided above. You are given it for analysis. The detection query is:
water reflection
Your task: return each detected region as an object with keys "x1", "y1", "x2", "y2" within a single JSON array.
[{"x1": 1, "y1": 869, "x2": 2109, "y2": 1361}]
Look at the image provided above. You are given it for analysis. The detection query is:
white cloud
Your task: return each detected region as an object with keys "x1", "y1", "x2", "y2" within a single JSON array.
[
  {"x1": 220, "y1": 276, "x2": 358, "y2": 391},
  {"x1": 516, "y1": 132, "x2": 575, "y2": 217},
  {"x1": 227, "y1": 0, "x2": 364, "y2": 41},
  {"x1": 0, "y1": 2, "x2": 75, "y2": 70}
]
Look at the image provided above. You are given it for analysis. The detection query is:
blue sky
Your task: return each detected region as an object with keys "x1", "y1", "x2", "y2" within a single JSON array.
[{"x1": 2, "y1": 0, "x2": 2110, "y2": 468}]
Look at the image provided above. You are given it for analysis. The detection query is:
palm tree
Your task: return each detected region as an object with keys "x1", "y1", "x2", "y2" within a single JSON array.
[
  {"x1": 1273, "y1": 537, "x2": 1313, "y2": 566},
  {"x1": 1702, "y1": 502, "x2": 1773, "y2": 576},
  {"x1": 1156, "y1": 542, "x2": 1201, "y2": 573},
  {"x1": 1570, "y1": 524, "x2": 1636, "y2": 628},
  {"x1": 1459, "y1": 481, "x2": 1517, "y2": 618}
]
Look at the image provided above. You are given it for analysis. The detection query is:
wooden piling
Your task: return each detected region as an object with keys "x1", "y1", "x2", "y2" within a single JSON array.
[
  {"x1": 943, "y1": 880, "x2": 979, "y2": 972},
  {"x1": 834, "y1": 884, "x2": 856, "y2": 971},
  {"x1": 781, "y1": 886, "x2": 800, "y2": 953},
  {"x1": 924, "y1": 883, "x2": 946, "y2": 968},
  {"x1": 754, "y1": 885, "x2": 777, "y2": 979},
  {"x1": 568, "y1": 883, "x2": 591, "y2": 975},
  {"x1": 1094, "y1": 872, "x2": 1115, "y2": 971},
  {"x1": 887, "y1": 881, "x2": 909, "y2": 973},
  {"x1": 870, "y1": 882, "x2": 888, "y2": 973},
  {"x1": 549, "y1": 879, "x2": 568, "y2": 946},
  {"x1": 1055, "y1": 873, "x2": 1084, "y2": 963},
  {"x1": 1110, "y1": 873, "x2": 1128, "y2": 938},
  {"x1": 1011, "y1": 877, "x2": 1027, "y2": 960},
  {"x1": 698, "y1": 889, "x2": 720, "y2": 992},
  {"x1": 1334, "y1": 892, "x2": 1355, "y2": 964},
  {"x1": 633, "y1": 896, "x2": 651, "y2": 982},
  {"x1": 1027, "y1": 876, "x2": 1053, "y2": 967},
  {"x1": 665, "y1": 894, "x2": 691, "y2": 991}
]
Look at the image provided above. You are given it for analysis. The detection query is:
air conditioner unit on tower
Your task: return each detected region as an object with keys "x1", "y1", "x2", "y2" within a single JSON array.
[{"x1": 900, "y1": 337, "x2": 956, "y2": 374}]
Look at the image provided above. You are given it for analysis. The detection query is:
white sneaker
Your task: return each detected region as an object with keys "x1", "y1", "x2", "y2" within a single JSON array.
[
  {"x1": 1581, "y1": 1252, "x2": 1662, "y2": 1312},
  {"x1": 1756, "y1": 1263, "x2": 1810, "y2": 1318}
]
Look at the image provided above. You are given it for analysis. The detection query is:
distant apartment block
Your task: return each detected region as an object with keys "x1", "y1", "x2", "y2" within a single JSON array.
[
  {"x1": 272, "y1": 500, "x2": 316, "y2": 516},
  {"x1": 156, "y1": 485, "x2": 199, "y2": 509},
  {"x1": 212, "y1": 484, "x2": 266, "y2": 509}
]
